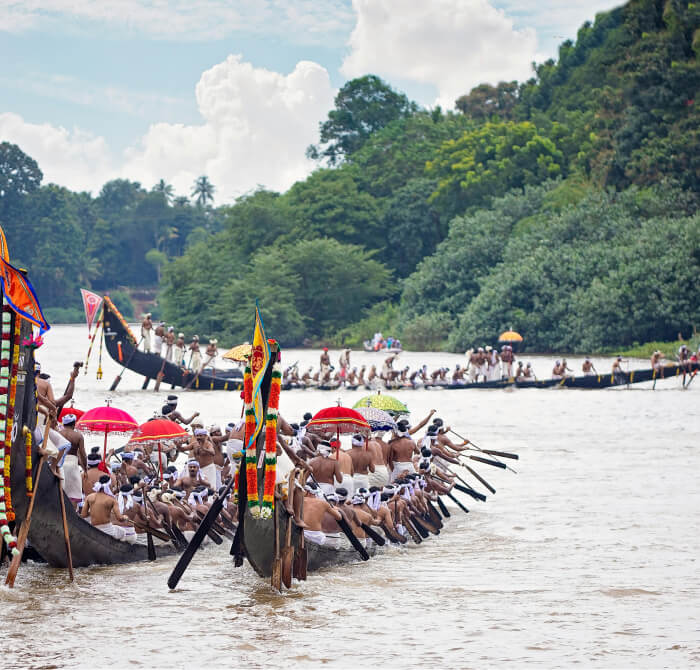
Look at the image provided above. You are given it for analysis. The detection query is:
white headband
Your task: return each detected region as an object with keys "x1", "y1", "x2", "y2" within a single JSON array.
[
  {"x1": 351, "y1": 436, "x2": 364, "y2": 447},
  {"x1": 93, "y1": 481, "x2": 113, "y2": 496}
]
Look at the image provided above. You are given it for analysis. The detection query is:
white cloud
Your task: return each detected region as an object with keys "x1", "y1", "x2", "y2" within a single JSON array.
[
  {"x1": 1, "y1": 56, "x2": 335, "y2": 200},
  {"x1": 0, "y1": 112, "x2": 115, "y2": 193},
  {"x1": 341, "y1": 0, "x2": 540, "y2": 109},
  {"x1": 0, "y1": 0, "x2": 353, "y2": 43}
]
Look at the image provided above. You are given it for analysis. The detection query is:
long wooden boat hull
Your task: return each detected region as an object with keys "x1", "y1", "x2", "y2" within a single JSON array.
[
  {"x1": 282, "y1": 363, "x2": 698, "y2": 392},
  {"x1": 9, "y1": 317, "x2": 178, "y2": 568},
  {"x1": 102, "y1": 296, "x2": 243, "y2": 391}
]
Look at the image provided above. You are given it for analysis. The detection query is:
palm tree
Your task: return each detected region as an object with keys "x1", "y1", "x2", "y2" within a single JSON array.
[
  {"x1": 152, "y1": 179, "x2": 174, "y2": 203},
  {"x1": 191, "y1": 175, "x2": 215, "y2": 207},
  {"x1": 173, "y1": 195, "x2": 190, "y2": 207}
]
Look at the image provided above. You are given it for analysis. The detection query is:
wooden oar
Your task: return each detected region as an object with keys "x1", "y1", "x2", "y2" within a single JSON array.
[
  {"x1": 426, "y1": 500, "x2": 443, "y2": 528},
  {"x1": 449, "y1": 429, "x2": 518, "y2": 473},
  {"x1": 410, "y1": 515, "x2": 430, "y2": 538},
  {"x1": 109, "y1": 337, "x2": 143, "y2": 391},
  {"x1": 167, "y1": 475, "x2": 236, "y2": 589},
  {"x1": 446, "y1": 491, "x2": 470, "y2": 514},
  {"x1": 402, "y1": 518, "x2": 422, "y2": 544},
  {"x1": 293, "y1": 493, "x2": 307, "y2": 581},
  {"x1": 436, "y1": 497, "x2": 450, "y2": 517},
  {"x1": 281, "y1": 513, "x2": 294, "y2": 589},
  {"x1": 361, "y1": 523, "x2": 386, "y2": 546},
  {"x1": 153, "y1": 358, "x2": 167, "y2": 392},
  {"x1": 468, "y1": 454, "x2": 507, "y2": 469},
  {"x1": 464, "y1": 464, "x2": 496, "y2": 495},
  {"x1": 453, "y1": 482, "x2": 487, "y2": 502},
  {"x1": 478, "y1": 448, "x2": 519, "y2": 460},
  {"x1": 57, "y1": 479, "x2": 74, "y2": 581},
  {"x1": 381, "y1": 521, "x2": 405, "y2": 544},
  {"x1": 271, "y1": 503, "x2": 282, "y2": 591}
]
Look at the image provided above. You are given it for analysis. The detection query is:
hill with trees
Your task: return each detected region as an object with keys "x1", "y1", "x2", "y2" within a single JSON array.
[{"x1": 1, "y1": 0, "x2": 697, "y2": 350}]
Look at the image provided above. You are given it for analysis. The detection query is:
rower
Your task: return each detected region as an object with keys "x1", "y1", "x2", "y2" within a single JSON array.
[
  {"x1": 582, "y1": 357, "x2": 595, "y2": 376},
  {"x1": 83, "y1": 449, "x2": 104, "y2": 496},
  {"x1": 308, "y1": 441, "x2": 343, "y2": 496},
  {"x1": 174, "y1": 460, "x2": 211, "y2": 494},
  {"x1": 174, "y1": 332, "x2": 186, "y2": 366},
  {"x1": 81, "y1": 475, "x2": 131, "y2": 539},
  {"x1": 331, "y1": 438, "x2": 355, "y2": 495},
  {"x1": 162, "y1": 395, "x2": 199, "y2": 425},
  {"x1": 612, "y1": 355, "x2": 627, "y2": 384},
  {"x1": 388, "y1": 420, "x2": 418, "y2": 482},
  {"x1": 141, "y1": 313, "x2": 153, "y2": 353},
  {"x1": 367, "y1": 433, "x2": 390, "y2": 488},
  {"x1": 651, "y1": 350, "x2": 665, "y2": 375},
  {"x1": 202, "y1": 339, "x2": 218, "y2": 371},
  {"x1": 191, "y1": 429, "x2": 216, "y2": 488},
  {"x1": 349, "y1": 434, "x2": 374, "y2": 492},
  {"x1": 320, "y1": 347, "x2": 331, "y2": 381},
  {"x1": 301, "y1": 483, "x2": 343, "y2": 546},
  {"x1": 164, "y1": 327, "x2": 175, "y2": 361}
]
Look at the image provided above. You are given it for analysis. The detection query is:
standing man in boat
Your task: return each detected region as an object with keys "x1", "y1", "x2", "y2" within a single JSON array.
[
  {"x1": 173, "y1": 332, "x2": 186, "y2": 366},
  {"x1": 153, "y1": 321, "x2": 166, "y2": 356},
  {"x1": 81, "y1": 475, "x2": 132, "y2": 539},
  {"x1": 59, "y1": 413, "x2": 88, "y2": 510},
  {"x1": 582, "y1": 357, "x2": 596, "y2": 376},
  {"x1": 202, "y1": 339, "x2": 218, "y2": 371},
  {"x1": 319, "y1": 347, "x2": 331, "y2": 381},
  {"x1": 651, "y1": 350, "x2": 666, "y2": 376},
  {"x1": 188, "y1": 335, "x2": 201, "y2": 371},
  {"x1": 164, "y1": 327, "x2": 175, "y2": 361},
  {"x1": 612, "y1": 355, "x2": 627, "y2": 384},
  {"x1": 141, "y1": 313, "x2": 153, "y2": 353},
  {"x1": 501, "y1": 345, "x2": 514, "y2": 379}
]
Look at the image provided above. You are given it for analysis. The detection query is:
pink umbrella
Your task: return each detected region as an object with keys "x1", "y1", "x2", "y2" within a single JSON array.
[{"x1": 76, "y1": 402, "x2": 138, "y2": 461}]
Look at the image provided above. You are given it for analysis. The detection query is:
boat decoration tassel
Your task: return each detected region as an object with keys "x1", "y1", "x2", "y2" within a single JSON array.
[
  {"x1": 0, "y1": 307, "x2": 19, "y2": 555},
  {"x1": 243, "y1": 364, "x2": 260, "y2": 517},
  {"x1": 260, "y1": 359, "x2": 281, "y2": 519},
  {"x1": 24, "y1": 427, "x2": 32, "y2": 496}
]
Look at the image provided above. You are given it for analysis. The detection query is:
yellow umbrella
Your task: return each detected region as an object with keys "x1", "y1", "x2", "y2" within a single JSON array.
[
  {"x1": 498, "y1": 330, "x2": 523, "y2": 343},
  {"x1": 222, "y1": 342, "x2": 251, "y2": 361}
]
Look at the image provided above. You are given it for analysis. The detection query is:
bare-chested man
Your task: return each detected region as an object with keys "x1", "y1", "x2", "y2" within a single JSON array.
[
  {"x1": 189, "y1": 429, "x2": 216, "y2": 488},
  {"x1": 301, "y1": 485, "x2": 343, "y2": 546},
  {"x1": 173, "y1": 332, "x2": 186, "y2": 366},
  {"x1": 202, "y1": 339, "x2": 218, "y2": 371},
  {"x1": 348, "y1": 434, "x2": 375, "y2": 492},
  {"x1": 163, "y1": 395, "x2": 199, "y2": 425},
  {"x1": 388, "y1": 420, "x2": 418, "y2": 481},
  {"x1": 367, "y1": 433, "x2": 390, "y2": 488},
  {"x1": 83, "y1": 449, "x2": 104, "y2": 496},
  {"x1": 308, "y1": 441, "x2": 343, "y2": 496},
  {"x1": 164, "y1": 327, "x2": 175, "y2": 361},
  {"x1": 154, "y1": 321, "x2": 165, "y2": 356},
  {"x1": 582, "y1": 357, "x2": 595, "y2": 376},
  {"x1": 141, "y1": 313, "x2": 153, "y2": 352},
  {"x1": 612, "y1": 356, "x2": 626, "y2": 384},
  {"x1": 331, "y1": 439, "x2": 355, "y2": 495},
  {"x1": 174, "y1": 460, "x2": 211, "y2": 495},
  {"x1": 81, "y1": 475, "x2": 131, "y2": 539},
  {"x1": 188, "y1": 335, "x2": 201, "y2": 371},
  {"x1": 651, "y1": 350, "x2": 666, "y2": 375}
]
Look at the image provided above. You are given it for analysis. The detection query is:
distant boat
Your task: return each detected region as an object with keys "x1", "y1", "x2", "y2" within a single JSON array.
[
  {"x1": 102, "y1": 296, "x2": 243, "y2": 391},
  {"x1": 363, "y1": 340, "x2": 403, "y2": 353}
]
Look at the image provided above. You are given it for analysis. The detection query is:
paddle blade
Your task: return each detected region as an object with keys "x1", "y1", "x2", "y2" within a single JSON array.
[
  {"x1": 465, "y1": 465, "x2": 496, "y2": 495},
  {"x1": 338, "y1": 518, "x2": 370, "y2": 560},
  {"x1": 469, "y1": 455, "x2": 507, "y2": 469},
  {"x1": 482, "y1": 449, "x2": 519, "y2": 460},
  {"x1": 454, "y1": 483, "x2": 487, "y2": 502},
  {"x1": 411, "y1": 515, "x2": 430, "y2": 538},
  {"x1": 293, "y1": 547, "x2": 308, "y2": 580},
  {"x1": 281, "y1": 547, "x2": 294, "y2": 588},
  {"x1": 147, "y1": 532, "x2": 156, "y2": 561},
  {"x1": 167, "y1": 478, "x2": 233, "y2": 589},
  {"x1": 109, "y1": 375, "x2": 122, "y2": 391},
  {"x1": 361, "y1": 523, "x2": 386, "y2": 546},
  {"x1": 437, "y1": 497, "x2": 451, "y2": 518},
  {"x1": 446, "y1": 491, "x2": 470, "y2": 514}
]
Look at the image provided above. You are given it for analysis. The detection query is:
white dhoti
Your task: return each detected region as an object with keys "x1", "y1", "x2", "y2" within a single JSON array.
[
  {"x1": 319, "y1": 482, "x2": 336, "y2": 497},
  {"x1": 225, "y1": 438, "x2": 244, "y2": 460},
  {"x1": 173, "y1": 345, "x2": 184, "y2": 366},
  {"x1": 391, "y1": 461, "x2": 415, "y2": 481},
  {"x1": 353, "y1": 473, "x2": 370, "y2": 491},
  {"x1": 303, "y1": 530, "x2": 326, "y2": 546},
  {"x1": 190, "y1": 352, "x2": 201, "y2": 371},
  {"x1": 368, "y1": 465, "x2": 389, "y2": 488},
  {"x1": 122, "y1": 526, "x2": 137, "y2": 544},
  {"x1": 61, "y1": 454, "x2": 83, "y2": 501},
  {"x1": 154, "y1": 335, "x2": 163, "y2": 355},
  {"x1": 340, "y1": 473, "x2": 354, "y2": 497},
  {"x1": 142, "y1": 330, "x2": 152, "y2": 353},
  {"x1": 95, "y1": 522, "x2": 126, "y2": 540},
  {"x1": 165, "y1": 345, "x2": 173, "y2": 362},
  {"x1": 215, "y1": 465, "x2": 222, "y2": 490},
  {"x1": 199, "y1": 463, "x2": 216, "y2": 490},
  {"x1": 503, "y1": 362, "x2": 513, "y2": 377}
]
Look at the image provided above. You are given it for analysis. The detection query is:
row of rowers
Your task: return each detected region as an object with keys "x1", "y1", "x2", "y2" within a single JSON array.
[{"x1": 39, "y1": 393, "x2": 464, "y2": 546}]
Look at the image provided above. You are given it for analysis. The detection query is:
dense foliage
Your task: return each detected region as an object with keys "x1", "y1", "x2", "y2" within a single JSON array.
[{"x1": 1, "y1": 0, "x2": 697, "y2": 351}]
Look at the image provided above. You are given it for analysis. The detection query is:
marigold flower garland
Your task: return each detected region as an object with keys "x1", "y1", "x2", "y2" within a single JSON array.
[
  {"x1": 243, "y1": 364, "x2": 260, "y2": 517},
  {"x1": 0, "y1": 308, "x2": 19, "y2": 556},
  {"x1": 25, "y1": 428, "x2": 33, "y2": 496},
  {"x1": 260, "y1": 361, "x2": 281, "y2": 519}
]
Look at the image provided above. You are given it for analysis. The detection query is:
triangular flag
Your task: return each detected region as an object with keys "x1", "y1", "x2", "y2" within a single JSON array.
[{"x1": 81, "y1": 289, "x2": 103, "y2": 333}]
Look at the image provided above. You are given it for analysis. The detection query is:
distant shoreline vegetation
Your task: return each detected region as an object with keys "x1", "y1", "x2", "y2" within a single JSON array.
[{"x1": 2, "y1": 0, "x2": 698, "y2": 354}]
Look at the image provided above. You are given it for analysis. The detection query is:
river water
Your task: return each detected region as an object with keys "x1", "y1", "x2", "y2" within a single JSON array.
[{"x1": 2, "y1": 326, "x2": 699, "y2": 668}]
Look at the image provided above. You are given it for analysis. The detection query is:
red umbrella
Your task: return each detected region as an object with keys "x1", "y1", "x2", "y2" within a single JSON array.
[
  {"x1": 306, "y1": 405, "x2": 371, "y2": 439},
  {"x1": 76, "y1": 403, "x2": 138, "y2": 461},
  {"x1": 58, "y1": 406, "x2": 84, "y2": 423},
  {"x1": 128, "y1": 418, "x2": 188, "y2": 478}
]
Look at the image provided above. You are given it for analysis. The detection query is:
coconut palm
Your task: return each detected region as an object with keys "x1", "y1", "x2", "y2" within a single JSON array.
[
  {"x1": 152, "y1": 179, "x2": 174, "y2": 203},
  {"x1": 191, "y1": 176, "x2": 215, "y2": 207}
]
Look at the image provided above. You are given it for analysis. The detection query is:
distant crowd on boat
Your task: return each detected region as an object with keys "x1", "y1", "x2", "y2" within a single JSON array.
[{"x1": 364, "y1": 332, "x2": 402, "y2": 352}]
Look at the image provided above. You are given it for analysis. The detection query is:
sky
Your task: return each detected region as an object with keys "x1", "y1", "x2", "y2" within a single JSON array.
[{"x1": 0, "y1": 0, "x2": 623, "y2": 203}]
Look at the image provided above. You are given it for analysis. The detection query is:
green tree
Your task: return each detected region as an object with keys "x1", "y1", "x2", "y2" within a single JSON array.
[
  {"x1": 152, "y1": 179, "x2": 174, "y2": 203},
  {"x1": 192, "y1": 175, "x2": 215, "y2": 207},
  {"x1": 455, "y1": 81, "x2": 519, "y2": 120},
  {"x1": 426, "y1": 121, "x2": 565, "y2": 217},
  {"x1": 307, "y1": 75, "x2": 418, "y2": 165},
  {"x1": 0, "y1": 141, "x2": 43, "y2": 240}
]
